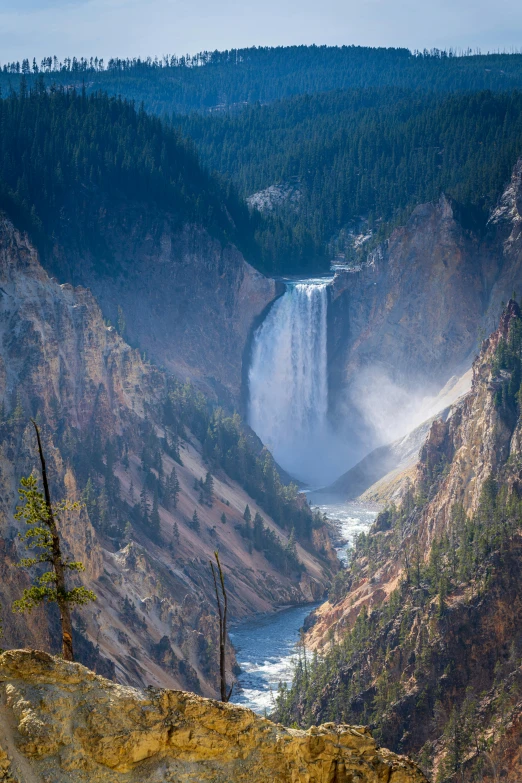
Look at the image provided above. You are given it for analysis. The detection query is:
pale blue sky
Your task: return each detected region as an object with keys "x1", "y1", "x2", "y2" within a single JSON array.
[{"x1": 0, "y1": 0, "x2": 521, "y2": 63}]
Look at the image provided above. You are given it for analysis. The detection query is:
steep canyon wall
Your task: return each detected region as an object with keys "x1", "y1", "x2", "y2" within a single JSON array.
[
  {"x1": 0, "y1": 214, "x2": 335, "y2": 698},
  {"x1": 325, "y1": 159, "x2": 522, "y2": 468}
]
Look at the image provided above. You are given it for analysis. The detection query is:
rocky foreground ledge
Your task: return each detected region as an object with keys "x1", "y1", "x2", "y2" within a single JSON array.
[{"x1": 0, "y1": 650, "x2": 426, "y2": 783}]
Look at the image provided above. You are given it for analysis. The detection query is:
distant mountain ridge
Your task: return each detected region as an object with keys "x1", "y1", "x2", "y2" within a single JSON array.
[{"x1": 4, "y1": 46, "x2": 522, "y2": 115}]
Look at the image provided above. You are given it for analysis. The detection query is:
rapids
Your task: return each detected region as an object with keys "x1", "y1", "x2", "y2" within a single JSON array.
[{"x1": 230, "y1": 500, "x2": 378, "y2": 713}]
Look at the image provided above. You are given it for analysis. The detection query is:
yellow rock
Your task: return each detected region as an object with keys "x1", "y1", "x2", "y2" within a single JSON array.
[{"x1": 0, "y1": 650, "x2": 427, "y2": 783}]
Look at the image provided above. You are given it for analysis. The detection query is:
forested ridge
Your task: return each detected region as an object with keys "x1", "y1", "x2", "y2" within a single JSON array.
[
  {"x1": 0, "y1": 83, "x2": 255, "y2": 268},
  {"x1": 4, "y1": 51, "x2": 522, "y2": 274},
  {"x1": 4, "y1": 46, "x2": 522, "y2": 115},
  {"x1": 176, "y1": 88, "x2": 522, "y2": 271}
]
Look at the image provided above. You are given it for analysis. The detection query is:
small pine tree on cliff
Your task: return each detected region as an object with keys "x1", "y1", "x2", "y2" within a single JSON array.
[
  {"x1": 150, "y1": 489, "x2": 161, "y2": 539},
  {"x1": 191, "y1": 509, "x2": 200, "y2": 533},
  {"x1": 166, "y1": 466, "x2": 180, "y2": 509},
  {"x1": 12, "y1": 421, "x2": 96, "y2": 661}
]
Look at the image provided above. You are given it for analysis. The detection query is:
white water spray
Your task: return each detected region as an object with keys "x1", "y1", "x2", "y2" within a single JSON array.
[{"x1": 248, "y1": 280, "x2": 330, "y2": 483}]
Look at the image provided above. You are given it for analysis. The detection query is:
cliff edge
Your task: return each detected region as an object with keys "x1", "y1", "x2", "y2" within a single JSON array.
[{"x1": 0, "y1": 650, "x2": 426, "y2": 783}]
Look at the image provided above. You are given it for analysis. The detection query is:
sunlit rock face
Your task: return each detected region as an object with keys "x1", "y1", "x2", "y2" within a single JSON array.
[
  {"x1": 308, "y1": 300, "x2": 522, "y2": 652},
  {"x1": 324, "y1": 160, "x2": 522, "y2": 472},
  {"x1": 0, "y1": 650, "x2": 427, "y2": 783},
  {"x1": 300, "y1": 303, "x2": 522, "y2": 781}
]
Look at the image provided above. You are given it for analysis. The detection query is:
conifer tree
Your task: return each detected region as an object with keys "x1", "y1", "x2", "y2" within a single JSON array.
[
  {"x1": 167, "y1": 466, "x2": 180, "y2": 509},
  {"x1": 9, "y1": 393, "x2": 24, "y2": 427},
  {"x1": 81, "y1": 478, "x2": 97, "y2": 526},
  {"x1": 286, "y1": 529, "x2": 297, "y2": 559},
  {"x1": 150, "y1": 490, "x2": 161, "y2": 538},
  {"x1": 13, "y1": 421, "x2": 96, "y2": 661},
  {"x1": 191, "y1": 509, "x2": 200, "y2": 533},
  {"x1": 253, "y1": 512, "x2": 264, "y2": 550},
  {"x1": 139, "y1": 487, "x2": 149, "y2": 526}
]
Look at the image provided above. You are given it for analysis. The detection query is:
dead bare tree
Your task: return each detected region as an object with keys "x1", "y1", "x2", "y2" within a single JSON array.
[{"x1": 210, "y1": 550, "x2": 232, "y2": 702}]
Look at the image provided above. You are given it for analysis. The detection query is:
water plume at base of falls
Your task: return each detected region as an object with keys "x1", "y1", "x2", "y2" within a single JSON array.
[
  {"x1": 248, "y1": 279, "x2": 472, "y2": 487},
  {"x1": 248, "y1": 279, "x2": 337, "y2": 485}
]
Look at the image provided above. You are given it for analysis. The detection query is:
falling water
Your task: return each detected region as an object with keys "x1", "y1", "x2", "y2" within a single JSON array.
[{"x1": 248, "y1": 280, "x2": 330, "y2": 483}]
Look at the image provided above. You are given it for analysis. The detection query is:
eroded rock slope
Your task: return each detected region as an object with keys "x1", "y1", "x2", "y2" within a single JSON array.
[
  {"x1": 326, "y1": 160, "x2": 522, "y2": 461},
  {"x1": 0, "y1": 214, "x2": 335, "y2": 697},
  {"x1": 49, "y1": 210, "x2": 278, "y2": 406},
  {"x1": 278, "y1": 302, "x2": 522, "y2": 781}
]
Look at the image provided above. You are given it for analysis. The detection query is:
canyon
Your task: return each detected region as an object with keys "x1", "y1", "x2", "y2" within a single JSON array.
[
  {"x1": 4, "y1": 53, "x2": 522, "y2": 783},
  {"x1": 3, "y1": 155, "x2": 522, "y2": 700},
  {"x1": 278, "y1": 299, "x2": 522, "y2": 782},
  {"x1": 0, "y1": 213, "x2": 336, "y2": 699}
]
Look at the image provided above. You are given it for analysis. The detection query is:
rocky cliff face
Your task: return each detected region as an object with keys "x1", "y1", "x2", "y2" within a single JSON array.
[
  {"x1": 326, "y1": 162, "x2": 522, "y2": 462},
  {"x1": 279, "y1": 303, "x2": 522, "y2": 781},
  {"x1": 329, "y1": 195, "x2": 488, "y2": 399},
  {"x1": 0, "y1": 650, "x2": 427, "y2": 783},
  {"x1": 0, "y1": 214, "x2": 335, "y2": 698},
  {"x1": 309, "y1": 302, "x2": 522, "y2": 646},
  {"x1": 48, "y1": 208, "x2": 277, "y2": 406}
]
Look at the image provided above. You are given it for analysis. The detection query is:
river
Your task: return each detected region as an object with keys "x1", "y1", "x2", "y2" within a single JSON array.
[
  {"x1": 230, "y1": 499, "x2": 379, "y2": 713},
  {"x1": 239, "y1": 275, "x2": 380, "y2": 713}
]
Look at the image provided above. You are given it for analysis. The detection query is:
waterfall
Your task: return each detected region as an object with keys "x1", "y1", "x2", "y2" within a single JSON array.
[{"x1": 248, "y1": 280, "x2": 330, "y2": 483}]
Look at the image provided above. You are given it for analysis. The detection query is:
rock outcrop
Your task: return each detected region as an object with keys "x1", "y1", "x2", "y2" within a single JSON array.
[
  {"x1": 0, "y1": 650, "x2": 427, "y2": 783},
  {"x1": 247, "y1": 180, "x2": 302, "y2": 213}
]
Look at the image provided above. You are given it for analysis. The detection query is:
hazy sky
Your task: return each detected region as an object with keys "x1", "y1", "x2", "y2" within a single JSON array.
[{"x1": 1, "y1": 0, "x2": 521, "y2": 64}]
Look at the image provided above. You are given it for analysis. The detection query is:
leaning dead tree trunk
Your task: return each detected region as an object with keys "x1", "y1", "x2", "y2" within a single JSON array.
[
  {"x1": 33, "y1": 421, "x2": 75, "y2": 662},
  {"x1": 210, "y1": 550, "x2": 233, "y2": 702}
]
